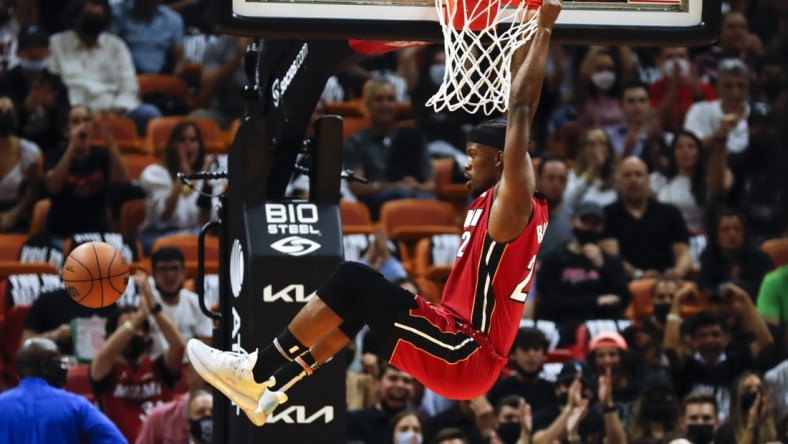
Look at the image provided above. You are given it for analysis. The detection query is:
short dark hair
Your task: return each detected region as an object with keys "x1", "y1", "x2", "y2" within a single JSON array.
[
  {"x1": 536, "y1": 153, "x2": 567, "y2": 177},
  {"x1": 151, "y1": 247, "x2": 185, "y2": 270},
  {"x1": 681, "y1": 391, "x2": 718, "y2": 416},
  {"x1": 514, "y1": 327, "x2": 549, "y2": 353},
  {"x1": 105, "y1": 305, "x2": 149, "y2": 337},
  {"x1": 432, "y1": 428, "x2": 468, "y2": 444},
  {"x1": 619, "y1": 81, "x2": 650, "y2": 100},
  {"x1": 495, "y1": 394, "x2": 524, "y2": 415},
  {"x1": 67, "y1": 0, "x2": 112, "y2": 30},
  {"x1": 688, "y1": 310, "x2": 729, "y2": 336}
]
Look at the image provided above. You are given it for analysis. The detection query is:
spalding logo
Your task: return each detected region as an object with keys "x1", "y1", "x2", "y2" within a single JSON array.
[{"x1": 270, "y1": 236, "x2": 321, "y2": 257}]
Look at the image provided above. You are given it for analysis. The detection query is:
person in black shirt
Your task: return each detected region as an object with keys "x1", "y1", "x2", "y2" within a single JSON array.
[
  {"x1": 486, "y1": 328, "x2": 559, "y2": 419},
  {"x1": 348, "y1": 363, "x2": 417, "y2": 444},
  {"x1": 622, "y1": 276, "x2": 680, "y2": 373},
  {"x1": 600, "y1": 157, "x2": 693, "y2": 280},
  {"x1": 538, "y1": 201, "x2": 631, "y2": 346},
  {"x1": 43, "y1": 105, "x2": 128, "y2": 241}
]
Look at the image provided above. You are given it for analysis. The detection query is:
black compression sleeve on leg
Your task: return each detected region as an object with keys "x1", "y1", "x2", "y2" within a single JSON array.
[
  {"x1": 253, "y1": 328, "x2": 307, "y2": 383},
  {"x1": 274, "y1": 351, "x2": 320, "y2": 389}
]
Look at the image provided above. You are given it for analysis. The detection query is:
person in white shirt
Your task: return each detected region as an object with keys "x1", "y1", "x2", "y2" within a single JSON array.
[
  {"x1": 147, "y1": 246, "x2": 213, "y2": 357},
  {"x1": 47, "y1": 0, "x2": 162, "y2": 135},
  {"x1": 684, "y1": 58, "x2": 750, "y2": 154}
]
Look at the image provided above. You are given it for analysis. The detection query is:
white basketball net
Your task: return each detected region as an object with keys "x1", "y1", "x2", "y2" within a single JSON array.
[{"x1": 426, "y1": 0, "x2": 541, "y2": 115}]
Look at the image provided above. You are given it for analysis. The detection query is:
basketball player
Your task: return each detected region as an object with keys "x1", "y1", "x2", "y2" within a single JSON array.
[{"x1": 188, "y1": 0, "x2": 562, "y2": 426}]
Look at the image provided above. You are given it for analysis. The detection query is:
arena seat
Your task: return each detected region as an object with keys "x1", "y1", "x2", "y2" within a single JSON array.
[
  {"x1": 380, "y1": 199, "x2": 460, "y2": 241},
  {"x1": 137, "y1": 74, "x2": 192, "y2": 109},
  {"x1": 1, "y1": 304, "x2": 31, "y2": 387},
  {"x1": 29, "y1": 199, "x2": 50, "y2": 234},
  {"x1": 339, "y1": 200, "x2": 373, "y2": 235},
  {"x1": 0, "y1": 261, "x2": 59, "y2": 280},
  {"x1": 341, "y1": 116, "x2": 370, "y2": 141},
  {"x1": 412, "y1": 234, "x2": 461, "y2": 280},
  {"x1": 626, "y1": 278, "x2": 704, "y2": 321},
  {"x1": 122, "y1": 154, "x2": 158, "y2": 180},
  {"x1": 146, "y1": 116, "x2": 226, "y2": 156},
  {"x1": 118, "y1": 199, "x2": 147, "y2": 239},
  {"x1": 761, "y1": 237, "x2": 788, "y2": 267},
  {"x1": 90, "y1": 114, "x2": 147, "y2": 155},
  {"x1": 0, "y1": 234, "x2": 29, "y2": 260},
  {"x1": 64, "y1": 364, "x2": 93, "y2": 402}
]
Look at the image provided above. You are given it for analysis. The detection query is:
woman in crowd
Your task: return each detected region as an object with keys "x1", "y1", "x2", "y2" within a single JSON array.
[
  {"x1": 628, "y1": 376, "x2": 681, "y2": 444},
  {"x1": 390, "y1": 410, "x2": 424, "y2": 444},
  {"x1": 139, "y1": 120, "x2": 219, "y2": 253},
  {"x1": 0, "y1": 97, "x2": 43, "y2": 232},
  {"x1": 563, "y1": 128, "x2": 618, "y2": 211},
  {"x1": 715, "y1": 372, "x2": 777, "y2": 444},
  {"x1": 571, "y1": 46, "x2": 636, "y2": 131}
]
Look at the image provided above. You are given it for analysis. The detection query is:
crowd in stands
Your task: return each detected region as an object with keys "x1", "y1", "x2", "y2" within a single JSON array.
[{"x1": 0, "y1": 0, "x2": 787, "y2": 443}]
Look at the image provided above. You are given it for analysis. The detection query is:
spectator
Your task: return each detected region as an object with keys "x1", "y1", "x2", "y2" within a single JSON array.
[
  {"x1": 649, "y1": 47, "x2": 716, "y2": 134},
  {"x1": 622, "y1": 275, "x2": 680, "y2": 373},
  {"x1": 727, "y1": 105, "x2": 788, "y2": 243},
  {"x1": 684, "y1": 58, "x2": 751, "y2": 154},
  {"x1": 764, "y1": 359, "x2": 788, "y2": 421},
  {"x1": 163, "y1": 0, "x2": 210, "y2": 33},
  {"x1": 571, "y1": 46, "x2": 636, "y2": 131},
  {"x1": 680, "y1": 392, "x2": 720, "y2": 444},
  {"x1": 139, "y1": 120, "x2": 219, "y2": 253},
  {"x1": 715, "y1": 372, "x2": 777, "y2": 444},
  {"x1": 600, "y1": 157, "x2": 693, "y2": 279},
  {"x1": 605, "y1": 82, "x2": 668, "y2": 162},
  {"x1": 535, "y1": 153, "x2": 571, "y2": 258},
  {"x1": 348, "y1": 363, "x2": 417, "y2": 444},
  {"x1": 189, "y1": 36, "x2": 251, "y2": 129},
  {"x1": 0, "y1": 25, "x2": 70, "y2": 151},
  {"x1": 22, "y1": 288, "x2": 118, "y2": 355},
  {"x1": 697, "y1": 208, "x2": 774, "y2": 298},
  {"x1": 492, "y1": 395, "x2": 536, "y2": 444},
  {"x1": 184, "y1": 388, "x2": 212, "y2": 444},
  {"x1": 0, "y1": 338, "x2": 127, "y2": 443},
  {"x1": 111, "y1": 0, "x2": 185, "y2": 75},
  {"x1": 424, "y1": 396, "x2": 496, "y2": 444},
  {"x1": 48, "y1": 0, "x2": 162, "y2": 134},
  {"x1": 757, "y1": 266, "x2": 788, "y2": 356},
  {"x1": 586, "y1": 332, "x2": 641, "y2": 412},
  {"x1": 538, "y1": 202, "x2": 630, "y2": 345},
  {"x1": 486, "y1": 328, "x2": 559, "y2": 416},
  {"x1": 628, "y1": 375, "x2": 681, "y2": 443},
  {"x1": 650, "y1": 130, "x2": 730, "y2": 233},
  {"x1": 90, "y1": 273, "x2": 186, "y2": 443},
  {"x1": 390, "y1": 410, "x2": 424, "y2": 444},
  {"x1": 663, "y1": 289, "x2": 772, "y2": 421},
  {"x1": 146, "y1": 247, "x2": 213, "y2": 357},
  {"x1": 43, "y1": 105, "x2": 128, "y2": 242},
  {"x1": 752, "y1": 53, "x2": 786, "y2": 109},
  {"x1": 0, "y1": 96, "x2": 43, "y2": 232},
  {"x1": 0, "y1": 0, "x2": 19, "y2": 73},
  {"x1": 563, "y1": 128, "x2": 618, "y2": 212},
  {"x1": 693, "y1": 11, "x2": 762, "y2": 85},
  {"x1": 431, "y1": 428, "x2": 468, "y2": 444},
  {"x1": 344, "y1": 77, "x2": 434, "y2": 220}
]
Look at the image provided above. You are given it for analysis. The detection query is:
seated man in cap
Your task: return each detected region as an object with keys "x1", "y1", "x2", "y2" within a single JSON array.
[{"x1": 537, "y1": 201, "x2": 631, "y2": 347}]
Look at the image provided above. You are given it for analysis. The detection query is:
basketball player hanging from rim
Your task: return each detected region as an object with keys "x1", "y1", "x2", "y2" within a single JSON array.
[{"x1": 188, "y1": 0, "x2": 562, "y2": 426}]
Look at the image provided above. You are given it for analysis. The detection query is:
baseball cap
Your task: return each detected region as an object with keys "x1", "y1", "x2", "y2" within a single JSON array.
[
  {"x1": 17, "y1": 25, "x2": 49, "y2": 49},
  {"x1": 589, "y1": 331, "x2": 628, "y2": 351},
  {"x1": 556, "y1": 360, "x2": 594, "y2": 387},
  {"x1": 573, "y1": 201, "x2": 604, "y2": 221}
]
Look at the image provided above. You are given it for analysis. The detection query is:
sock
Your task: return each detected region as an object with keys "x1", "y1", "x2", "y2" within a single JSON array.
[
  {"x1": 253, "y1": 328, "x2": 307, "y2": 383},
  {"x1": 273, "y1": 351, "x2": 320, "y2": 390}
]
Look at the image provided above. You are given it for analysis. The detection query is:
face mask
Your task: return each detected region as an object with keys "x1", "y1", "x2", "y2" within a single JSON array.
[
  {"x1": 78, "y1": 13, "x2": 106, "y2": 38},
  {"x1": 395, "y1": 430, "x2": 423, "y2": 444},
  {"x1": 122, "y1": 335, "x2": 148, "y2": 363},
  {"x1": 653, "y1": 304, "x2": 671, "y2": 324},
  {"x1": 497, "y1": 422, "x2": 522, "y2": 444},
  {"x1": 429, "y1": 64, "x2": 446, "y2": 86},
  {"x1": 0, "y1": 112, "x2": 15, "y2": 137},
  {"x1": 740, "y1": 391, "x2": 758, "y2": 413},
  {"x1": 591, "y1": 71, "x2": 616, "y2": 91},
  {"x1": 42, "y1": 357, "x2": 69, "y2": 388},
  {"x1": 19, "y1": 58, "x2": 49, "y2": 72},
  {"x1": 661, "y1": 59, "x2": 690, "y2": 79},
  {"x1": 686, "y1": 424, "x2": 715, "y2": 444},
  {"x1": 189, "y1": 416, "x2": 213, "y2": 444},
  {"x1": 572, "y1": 227, "x2": 600, "y2": 245}
]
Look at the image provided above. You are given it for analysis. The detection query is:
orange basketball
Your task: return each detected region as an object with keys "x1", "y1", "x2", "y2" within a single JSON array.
[{"x1": 63, "y1": 241, "x2": 129, "y2": 308}]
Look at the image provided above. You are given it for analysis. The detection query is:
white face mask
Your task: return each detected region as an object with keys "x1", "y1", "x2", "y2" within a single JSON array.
[
  {"x1": 429, "y1": 64, "x2": 446, "y2": 86},
  {"x1": 395, "y1": 430, "x2": 423, "y2": 444},
  {"x1": 661, "y1": 58, "x2": 690, "y2": 79},
  {"x1": 590, "y1": 70, "x2": 616, "y2": 91}
]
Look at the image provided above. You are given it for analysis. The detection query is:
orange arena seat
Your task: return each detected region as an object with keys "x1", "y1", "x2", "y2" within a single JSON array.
[{"x1": 146, "y1": 117, "x2": 227, "y2": 156}]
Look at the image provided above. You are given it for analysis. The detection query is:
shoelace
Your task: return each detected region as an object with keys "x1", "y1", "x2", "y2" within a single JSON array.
[{"x1": 216, "y1": 346, "x2": 255, "y2": 378}]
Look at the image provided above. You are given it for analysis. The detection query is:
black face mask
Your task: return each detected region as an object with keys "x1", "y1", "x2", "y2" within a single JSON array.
[
  {"x1": 686, "y1": 424, "x2": 715, "y2": 444},
  {"x1": 78, "y1": 13, "x2": 106, "y2": 38},
  {"x1": 41, "y1": 357, "x2": 69, "y2": 388},
  {"x1": 740, "y1": 391, "x2": 758, "y2": 413},
  {"x1": 189, "y1": 416, "x2": 213, "y2": 444},
  {"x1": 497, "y1": 422, "x2": 522, "y2": 444},
  {"x1": 572, "y1": 227, "x2": 600, "y2": 245},
  {"x1": 653, "y1": 304, "x2": 671, "y2": 324},
  {"x1": 0, "y1": 112, "x2": 15, "y2": 137},
  {"x1": 122, "y1": 335, "x2": 148, "y2": 363}
]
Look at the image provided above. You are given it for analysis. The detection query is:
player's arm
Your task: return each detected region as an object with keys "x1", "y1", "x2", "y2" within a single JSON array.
[{"x1": 489, "y1": 0, "x2": 561, "y2": 243}]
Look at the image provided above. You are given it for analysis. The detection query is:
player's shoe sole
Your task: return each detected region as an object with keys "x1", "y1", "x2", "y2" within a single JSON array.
[
  {"x1": 187, "y1": 339, "x2": 273, "y2": 411},
  {"x1": 243, "y1": 389, "x2": 289, "y2": 426}
]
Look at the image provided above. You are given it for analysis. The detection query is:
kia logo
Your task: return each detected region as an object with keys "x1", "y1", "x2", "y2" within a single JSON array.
[{"x1": 270, "y1": 236, "x2": 321, "y2": 256}]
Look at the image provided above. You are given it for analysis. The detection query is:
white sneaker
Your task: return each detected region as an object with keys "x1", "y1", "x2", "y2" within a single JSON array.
[
  {"x1": 243, "y1": 388, "x2": 288, "y2": 426},
  {"x1": 187, "y1": 339, "x2": 273, "y2": 411}
]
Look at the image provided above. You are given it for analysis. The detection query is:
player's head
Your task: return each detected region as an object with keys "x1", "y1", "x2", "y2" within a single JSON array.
[
  {"x1": 464, "y1": 117, "x2": 507, "y2": 198},
  {"x1": 15, "y1": 338, "x2": 68, "y2": 388},
  {"x1": 106, "y1": 305, "x2": 153, "y2": 364},
  {"x1": 151, "y1": 247, "x2": 187, "y2": 298}
]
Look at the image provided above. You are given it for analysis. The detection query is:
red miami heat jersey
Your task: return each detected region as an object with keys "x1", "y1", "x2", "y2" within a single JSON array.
[{"x1": 442, "y1": 187, "x2": 549, "y2": 356}]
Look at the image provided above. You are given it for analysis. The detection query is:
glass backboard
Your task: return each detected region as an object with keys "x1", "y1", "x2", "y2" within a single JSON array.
[{"x1": 213, "y1": 0, "x2": 720, "y2": 45}]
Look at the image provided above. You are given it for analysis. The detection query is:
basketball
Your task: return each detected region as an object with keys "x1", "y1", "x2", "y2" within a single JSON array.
[{"x1": 63, "y1": 241, "x2": 129, "y2": 308}]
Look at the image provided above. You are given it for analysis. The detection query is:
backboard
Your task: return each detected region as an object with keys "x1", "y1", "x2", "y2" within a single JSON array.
[{"x1": 213, "y1": 0, "x2": 721, "y2": 46}]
